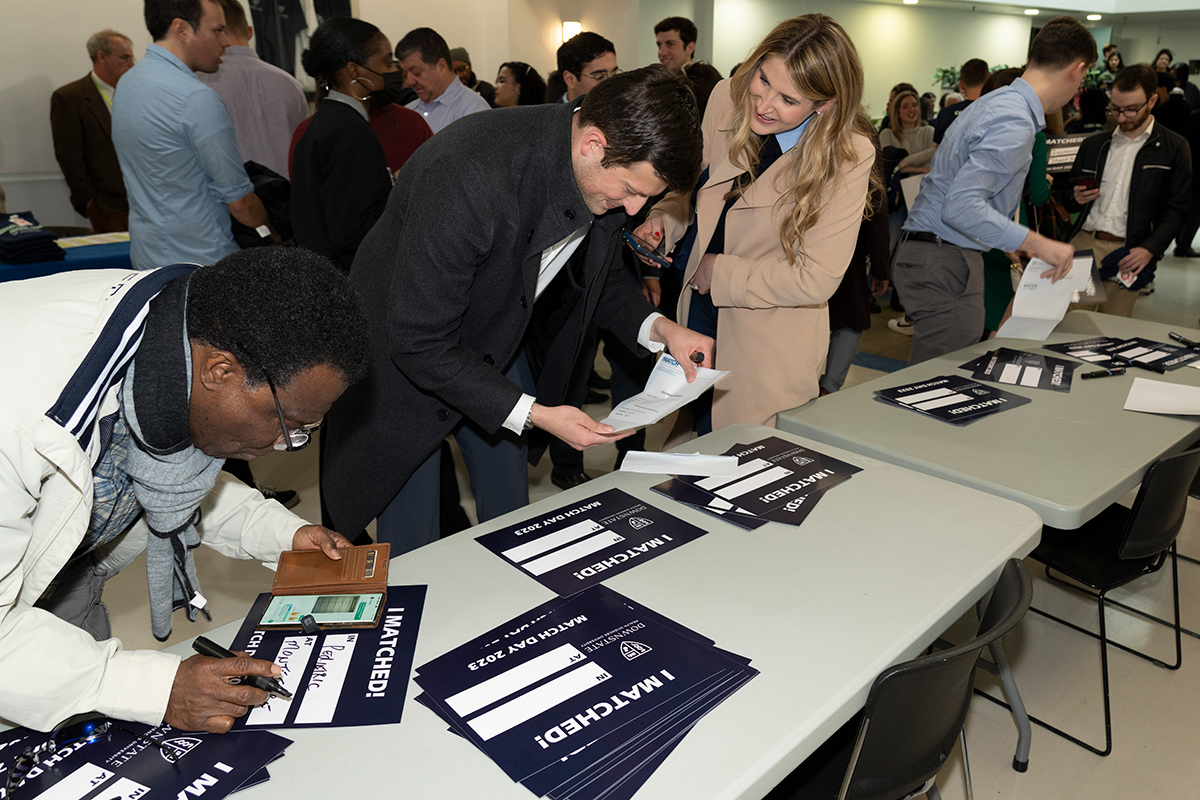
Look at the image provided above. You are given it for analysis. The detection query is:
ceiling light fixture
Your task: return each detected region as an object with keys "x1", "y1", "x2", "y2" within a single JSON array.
[
  {"x1": 903, "y1": 0, "x2": 919, "y2": 5},
  {"x1": 1025, "y1": 8, "x2": 1040, "y2": 14},
  {"x1": 1086, "y1": 14, "x2": 1102, "y2": 20}
]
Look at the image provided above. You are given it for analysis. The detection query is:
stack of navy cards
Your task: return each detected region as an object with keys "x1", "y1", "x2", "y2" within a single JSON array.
[
  {"x1": 651, "y1": 436, "x2": 861, "y2": 530},
  {"x1": 413, "y1": 585, "x2": 756, "y2": 800},
  {"x1": 0, "y1": 720, "x2": 289, "y2": 800},
  {"x1": 476, "y1": 489, "x2": 709, "y2": 597},
  {"x1": 226, "y1": 585, "x2": 426, "y2": 729},
  {"x1": 1044, "y1": 337, "x2": 1200, "y2": 372},
  {"x1": 875, "y1": 375, "x2": 1031, "y2": 425},
  {"x1": 960, "y1": 347, "x2": 1077, "y2": 392}
]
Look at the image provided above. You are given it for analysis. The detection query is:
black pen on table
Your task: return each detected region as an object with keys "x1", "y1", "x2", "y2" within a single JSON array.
[
  {"x1": 193, "y1": 636, "x2": 293, "y2": 699},
  {"x1": 1112, "y1": 354, "x2": 1165, "y2": 375},
  {"x1": 1169, "y1": 332, "x2": 1200, "y2": 348},
  {"x1": 1081, "y1": 366, "x2": 1126, "y2": 379}
]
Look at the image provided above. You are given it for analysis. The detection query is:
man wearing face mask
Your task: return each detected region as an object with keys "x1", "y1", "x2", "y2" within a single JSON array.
[
  {"x1": 113, "y1": 0, "x2": 279, "y2": 272},
  {"x1": 197, "y1": 0, "x2": 306, "y2": 178},
  {"x1": 290, "y1": 17, "x2": 398, "y2": 272}
]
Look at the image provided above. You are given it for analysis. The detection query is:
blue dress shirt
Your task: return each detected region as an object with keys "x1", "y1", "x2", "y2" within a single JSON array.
[
  {"x1": 405, "y1": 77, "x2": 490, "y2": 134},
  {"x1": 113, "y1": 44, "x2": 254, "y2": 270},
  {"x1": 903, "y1": 78, "x2": 1045, "y2": 253}
]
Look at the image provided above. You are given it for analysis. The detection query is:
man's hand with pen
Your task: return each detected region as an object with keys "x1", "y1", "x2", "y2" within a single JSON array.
[{"x1": 166, "y1": 646, "x2": 284, "y2": 733}]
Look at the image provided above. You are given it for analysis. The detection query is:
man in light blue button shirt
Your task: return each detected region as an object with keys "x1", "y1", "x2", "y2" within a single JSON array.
[
  {"x1": 397, "y1": 27, "x2": 490, "y2": 134},
  {"x1": 113, "y1": 0, "x2": 277, "y2": 271},
  {"x1": 894, "y1": 16, "x2": 1096, "y2": 364}
]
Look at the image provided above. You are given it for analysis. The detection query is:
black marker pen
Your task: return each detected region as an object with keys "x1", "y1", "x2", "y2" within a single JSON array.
[
  {"x1": 193, "y1": 636, "x2": 293, "y2": 698},
  {"x1": 1112, "y1": 354, "x2": 1165, "y2": 375},
  {"x1": 1081, "y1": 366, "x2": 1126, "y2": 379},
  {"x1": 1169, "y1": 332, "x2": 1199, "y2": 348}
]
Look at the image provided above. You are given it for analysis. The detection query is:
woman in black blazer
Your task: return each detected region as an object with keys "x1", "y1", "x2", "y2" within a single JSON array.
[{"x1": 291, "y1": 18, "x2": 396, "y2": 271}]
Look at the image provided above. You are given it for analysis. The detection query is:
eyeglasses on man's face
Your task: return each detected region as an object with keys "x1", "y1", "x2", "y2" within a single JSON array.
[
  {"x1": 571, "y1": 66, "x2": 620, "y2": 83},
  {"x1": 1108, "y1": 100, "x2": 1149, "y2": 118},
  {"x1": 265, "y1": 372, "x2": 322, "y2": 452}
]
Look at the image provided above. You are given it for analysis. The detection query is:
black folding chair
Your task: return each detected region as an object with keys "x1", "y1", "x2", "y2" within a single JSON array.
[
  {"x1": 766, "y1": 559, "x2": 1032, "y2": 800},
  {"x1": 1020, "y1": 447, "x2": 1200, "y2": 757}
]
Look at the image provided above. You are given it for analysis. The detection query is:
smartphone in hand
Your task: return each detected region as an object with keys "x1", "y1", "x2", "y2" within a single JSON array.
[{"x1": 622, "y1": 230, "x2": 672, "y2": 269}]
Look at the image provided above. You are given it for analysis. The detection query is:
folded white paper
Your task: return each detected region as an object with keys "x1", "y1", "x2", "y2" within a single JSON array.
[
  {"x1": 900, "y1": 174, "x2": 924, "y2": 212},
  {"x1": 618, "y1": 451, "x2": 740, "y2": 476},
  {"x1": 600, "y1": 353, "x2": 730, "y2": 432},
  {"x1": 1123, "y1": 377, "x2": 1200, "y2": 415},
  {"x1": 996, "y1": 255, "x2": 1094, "y2": 341}
]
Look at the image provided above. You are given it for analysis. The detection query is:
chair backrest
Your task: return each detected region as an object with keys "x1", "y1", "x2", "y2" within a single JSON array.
[
  {"x1": 838, "y1": 559, "x2": 1032, "y2": 800},
  {"x1": 1120, "y1": 448, "x2": 1200, "y2": 560}
]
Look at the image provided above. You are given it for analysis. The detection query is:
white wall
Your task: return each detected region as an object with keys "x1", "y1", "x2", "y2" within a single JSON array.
[
  {"x1": 713, "y1": 0, "x2": 1033, "y2": 120},
  {"x1": 1109, "y1": 20, "x2": 1200, "y2": 66},
  {"x1": 1, "y1": 0, "x2": 1188, "y2": 227},
  {"x1": 0, "y1": 1, "x2": 148, "y2": 226}
]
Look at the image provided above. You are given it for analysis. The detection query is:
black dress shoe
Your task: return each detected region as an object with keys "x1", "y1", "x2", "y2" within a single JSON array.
[
  {"x1": 1174, "y1": 248, "x2": 1200, "y2": 258},
  {"x1": 869, "y1": 299, "x2": 882, "y2": 314},
  {"x1": 551, "y1": 469, "x2": 593, "y2": 490},
  {"x1": 584, "y1": 388, "x2": 608, "y2": 405},
  {"x1": 587, "y1": 369, "x2": 612, "y2": 390}
]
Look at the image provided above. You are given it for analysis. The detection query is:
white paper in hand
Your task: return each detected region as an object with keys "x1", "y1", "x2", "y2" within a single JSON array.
[
  {"x1": 996, "y1": 255, "x2": 1093, "y2": 341},
  {"x1": 600, "y1": 353, "x2": 729, "y2": 432}
]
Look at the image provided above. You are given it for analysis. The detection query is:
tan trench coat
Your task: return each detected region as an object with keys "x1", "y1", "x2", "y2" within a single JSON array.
[{"x1": 649, "y1": 80, "x2": 874, "y2": 432}]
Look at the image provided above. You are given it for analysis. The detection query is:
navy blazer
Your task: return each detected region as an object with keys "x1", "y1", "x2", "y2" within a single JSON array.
[{"x1": 322, "y1": 102, "x2": 654, "y2": 535}]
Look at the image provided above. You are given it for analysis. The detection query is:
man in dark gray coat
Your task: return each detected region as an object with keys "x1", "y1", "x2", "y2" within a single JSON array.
[{"x1": 321, "y1": 66, "x2": 710, "y2": 552}]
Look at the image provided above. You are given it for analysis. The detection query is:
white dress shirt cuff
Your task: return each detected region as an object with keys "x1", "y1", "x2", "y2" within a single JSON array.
[
  {"x1": 639, "y1": 313, "x2": 667, "y2": 353},
  {"x1": 503, "y1": 393, "x2": 537, "y2": 435}
]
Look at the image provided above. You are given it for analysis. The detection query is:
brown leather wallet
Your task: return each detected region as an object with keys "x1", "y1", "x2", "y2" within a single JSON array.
[{"x1": 271, "y1": 544, "x2": 390, "y2": 596}]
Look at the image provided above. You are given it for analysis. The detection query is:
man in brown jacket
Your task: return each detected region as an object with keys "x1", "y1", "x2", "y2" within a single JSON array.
[{"x1": 50, "y1": 29, "x2": 136, "y2": 233}]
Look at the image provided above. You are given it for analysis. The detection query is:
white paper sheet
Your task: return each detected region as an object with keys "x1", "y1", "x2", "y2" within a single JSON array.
[
  {"x1": 599, "y1": 353, "x2": 729, "y2": 432},
  {"x1": 1123, "y1": 377, "x2": 1200, "y2": 415},
  {"x1": 618, "y1": 451, "x2": 740, "y2": 476},
  {"x1": 900, "y1": 174, "x2": 924, "y2": 211},
  {"x1": 996, "y1": 255, "x2": 1094, "y2": 341}
]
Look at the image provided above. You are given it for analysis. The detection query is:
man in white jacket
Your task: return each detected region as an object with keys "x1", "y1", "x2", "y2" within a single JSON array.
[{"x1": 0, "y1": 247, "x2": 368, "y2": 734}]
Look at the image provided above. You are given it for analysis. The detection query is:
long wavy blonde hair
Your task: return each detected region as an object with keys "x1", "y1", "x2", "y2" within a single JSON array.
[{"x1": 725, "y1": 15, "x2": 881, "y2": 264}]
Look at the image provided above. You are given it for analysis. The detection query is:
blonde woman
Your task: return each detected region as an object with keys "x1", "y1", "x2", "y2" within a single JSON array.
[
  {"x1": 880, "y1": 89, "x2": 935, "y2": 174},
  {"x1": 634, "y1": 14, "x2": 877, "y2": 434}
]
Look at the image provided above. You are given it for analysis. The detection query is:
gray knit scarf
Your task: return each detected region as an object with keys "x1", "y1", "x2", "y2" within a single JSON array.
[{"x1": 119, "y1": 274, "x2": 222, "y2": 641}]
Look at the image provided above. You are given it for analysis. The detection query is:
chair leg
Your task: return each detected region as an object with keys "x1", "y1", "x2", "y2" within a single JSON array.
[
  {"x1": 985, "y1": 637, "x2": 1031, "y2": 772},
  {"x1": 960, "y1": 728, "x2": 974, "y2": 800},
  {"x1": 1040, "y1": 562, "x2": 1184, "y2": 669},
  {"x1": 1015, "y1": 592, "x2": 1114, "y2": 757},
  {"x1": 925, "y1": 780, "x2": 942, "y2": 800},
  {"x1": 1085, "y1": 547, "x2": 1197, "y2": 642}
]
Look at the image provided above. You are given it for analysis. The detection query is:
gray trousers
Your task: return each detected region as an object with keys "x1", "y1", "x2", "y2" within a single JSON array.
[
  {"x1": 375, "y1": 350, "x2": 535, "y2": 555},
  {"x1": 35, "y1": 523, "x2": 148, "y2": 641},
  {"x1": 820, "y1": 327, "x2": 862, "y2": 394},
  {"x1": 891, "y1": 238, "x2": 984, "y2": 365}
]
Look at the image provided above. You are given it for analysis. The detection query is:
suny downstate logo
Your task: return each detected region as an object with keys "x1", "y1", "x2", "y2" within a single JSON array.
[
  {"x1": 620, "y1": 641, "x2": 653, "y2": 661},
  {"x1": 628, "y1": 517, "x2": 654, "y2": 530},
  {"x1": 159, "y1": 737, "x2": 202, "y2": 762},
  {"x1": 792, "y1": 456, "x2": 814, "y2": 467}
]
